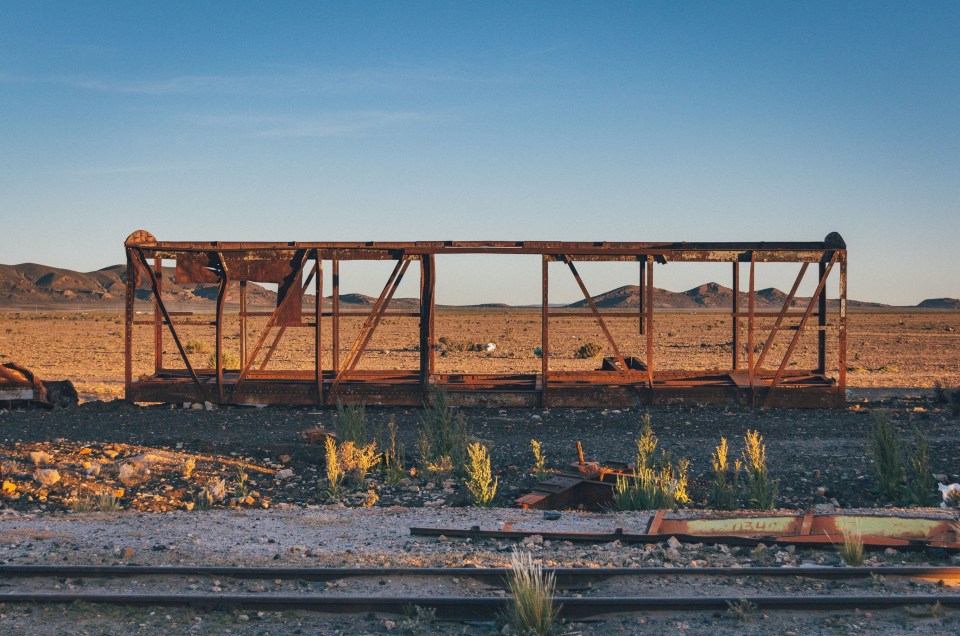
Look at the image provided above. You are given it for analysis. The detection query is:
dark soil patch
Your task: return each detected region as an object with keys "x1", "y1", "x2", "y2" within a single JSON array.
[{"x1": 0, "y1": 395, "x2": 957, "y2": 513}]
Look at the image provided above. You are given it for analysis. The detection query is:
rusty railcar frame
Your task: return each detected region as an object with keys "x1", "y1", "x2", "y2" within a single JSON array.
[{"x1": 123, "y1": 230, "x2": 847, "y2": 408}]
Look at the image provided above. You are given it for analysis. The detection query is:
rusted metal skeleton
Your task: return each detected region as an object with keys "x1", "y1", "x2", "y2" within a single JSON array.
[{"x1": 123, "y1": 230, "x2": 847, "y2": 408}]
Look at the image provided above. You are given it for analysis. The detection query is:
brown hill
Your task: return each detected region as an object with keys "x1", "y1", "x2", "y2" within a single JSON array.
[
  {"x1": 0, "y1": 263, "x2": 946, "y2": 310},
  {"x1": 0, "y1": 263, "x2": 277, "y2": 306},
  {"x1": 567, "y1": 282, "x2": 891, "y2": 310},
  {"x1": 917, "y1": 298, "x2": 960, "y2": 309}
]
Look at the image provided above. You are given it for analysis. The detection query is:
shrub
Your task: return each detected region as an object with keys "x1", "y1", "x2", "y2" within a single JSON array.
[
  {"x1": 933, "y1": 379, "x2": 960, "y2": 416},
  {"x1": 614, "y1": 416, "x2": 690, "y2": 511},
  {"x1": 335, "y1": 401, "x2": 368, "y2": 445},
  {"x1": 867, "y1": 411, "x2": 904, "y2": 501},
  {"x1": 530, "y1": 439, "x2": 548, "y2": 480},
  {"x1": 574, "y1": 341, "x2": 603, "y2": 359},
  {"x1": 323, "y1": 436, "x2": 344, "y2": 498},
  {"x1": 905, "y1": 427, "x2": 934, "y2": 506},
  {"x1": 837, "y1": 521, "x2": 865, "y2": 566},
  {"x1": 726, "y1": 598, "x2": 757, "y2": 621},
  {"x1": 206, "y1": 351, "x2": 240, "y2": 369},
  {"x1": 184, "y1": 339, "x2": 210, "y2": 355},
  {"x1": 337, "y1": 440, "x2": 382, "y2": 487},
  {"x1": 181, "y1": 457, "x2": 196, "y2": 480},
  {"x1": 742, "y1": 430, "x2": 777, "y2": 510},
  {"x1": 506, "y1": 550, "x2": 558, "y2": 636},
  {"x1": 418, "y1": 390, "x2": 470, "y2": 471},
  {"x1": 465, "y1": 442, "x2": 497, "y2": 506},
  {"x1": 233, "y1": 461, "x2": 250, "y2": 498},
  {"x1": 382, "y1": 417, "x2": 406, "y2": 486},
  {"x1": 709, "y1": 437, "x2": 741, "y2": 510}
]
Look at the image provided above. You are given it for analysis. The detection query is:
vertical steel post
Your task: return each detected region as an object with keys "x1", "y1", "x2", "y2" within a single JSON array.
[
  {"x1": 419, "y1": 254, "x2": 436, "y2": 391},
  {"x1": 838, "y1": 252, "x2": 847, "y2": 403},
  {"x1": 638, "y1": 259, "x2": 645, "y2": 336},
  {"x1": 153, "y1": 256, "x2": 163, "y2": 374},
  {"x1": 541, "y1": 256, "x2": 549, "y2": 400},
  {"x1": 747, "y1": 254, "x2": 756, "y2": 402},
  {"x1": 332, "y1": 257, "x2": 340, "y2": 376},
  {"x1": 315, "y1": 253, "x2": 323, "y2": 404},
  {"x1": 214, "y1": 253, "x2": 227, "y2": 404},
  {"x1": 645, "y1": 256, "x2": 654, "y2": 390},
  {"x1": 239, "y1": 280, "x2": 247, "y2": 368},
  {"x1": 732, "y1": 261, "x2": 740, "y2": 370},
  {"x1": 818, "y1": 260, "x2": 827, "y2": 374},
  {"x1": 124, "y1": 249, "x2": 135, "y2": 393}
]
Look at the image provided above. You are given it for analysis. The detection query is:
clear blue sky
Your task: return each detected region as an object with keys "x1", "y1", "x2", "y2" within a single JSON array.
[{"x1": 1, "y1": 2, "x2": 957, "y2": 305}]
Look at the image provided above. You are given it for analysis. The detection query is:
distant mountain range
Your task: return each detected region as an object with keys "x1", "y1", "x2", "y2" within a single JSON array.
[{"x1": 0, "y1": 262, "x2": 956, "y2": 311}]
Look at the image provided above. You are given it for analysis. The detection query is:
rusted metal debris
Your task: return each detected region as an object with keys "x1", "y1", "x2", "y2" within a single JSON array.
[
  {"x1": 124, "y1": 230, "x2": 847, "y2": 408},
  {"x1": 412, "y1": 509, "x2": 960, "y2": 550},
  {"x1": 0, "y1": 362, "x2": 76, "y2": 408}
]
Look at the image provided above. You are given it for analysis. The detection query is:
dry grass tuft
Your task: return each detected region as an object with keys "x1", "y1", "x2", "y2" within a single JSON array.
[{"x1": 506, "y1": 550, "x2": 558, "y2": 636}]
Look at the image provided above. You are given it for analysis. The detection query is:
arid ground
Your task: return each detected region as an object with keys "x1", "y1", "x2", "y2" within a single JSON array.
[
  {"x1": 1, "y1": 309, "x2": 958, "y2": 402},
  {"x1": 1, "y1": 309, "x2": 959, "y2": 634}
]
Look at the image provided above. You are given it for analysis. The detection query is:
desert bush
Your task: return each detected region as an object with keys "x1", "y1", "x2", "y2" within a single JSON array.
[
  {"x1": 181, "y1": 456, "x2": 196, "y2": 480},
  {"x1": 233, "y1": 461, "x2": 251, "y2": 498},
  {"x1": 614, "y1": 416, "x2": 690, "y2": 511},
  {"x1": 837, "y1": 521, "x2": 865, "y2": 566},
  {"x1": 709, "y1": 437, "x2": 741, "y2": 510},
  {"x1": 206, "y1": 351, "x2": 240, "y2": 369},
  {"x1": 905, "y1": 427, "x2": 934, "y2": 506},
  {"x1": 742, "y1": 430, "x2": 777, "y2": 510},
  {"x1": 867, "y1": 411, "x2": 904, "y2": 501},
  {"x1": 70, "y1": 493, "x2": 121, "y2": 514},
  {"x1": 324, "y1": 436, "x2": 344, "y2": 498},
  {"x1": 418, "y1": 389, "x2": 470, "y2": 471},
  {"x1": 465, "y1": 442, "x2": 497, "y2": 506},
  {"x1": 726, "y1": 598, "x2": 757, "y2": 621},
  {"x1": 506, "y1": 550, "x2": 558, "y2": 636},
  {"x1": 184, "y1": 339, "x2": 210, "y2": 355},
  {"x1": 530, "y1": 439, "x2": 548, "y2": 480},
  {"x1": 335, "y1": 401, "x2": 368, "y2": 445},
  {"x1": 189, "y1": 478, "x2": 225, "y2": 510},
  {"x1": 573, "y1": 341, "x2": 603, "y2": 359},
  {"x1": 636, "y1": 412, "x2": 658, "y2": 469},
  {"x1": 337, "y1": 440, "x2": 382, "y2": 487},
  {"x1": 381, "y1": 417, "x2": 406, "y2": 486},
  {"x1": 933, "y1": 379, "x2": 960, "y2": 416}
]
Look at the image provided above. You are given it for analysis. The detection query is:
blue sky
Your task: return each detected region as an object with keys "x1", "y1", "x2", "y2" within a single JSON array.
[{"x1": 1, "y1": 2, "x2": 957, "y2": 305}]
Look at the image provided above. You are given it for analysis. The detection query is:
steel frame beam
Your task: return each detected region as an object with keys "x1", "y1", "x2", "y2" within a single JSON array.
[{"x1": 123, "y1": 230, "x2": 847, "y2": 408}]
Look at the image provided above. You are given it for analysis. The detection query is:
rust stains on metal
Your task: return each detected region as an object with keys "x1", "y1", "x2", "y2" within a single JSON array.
[
  {"x1": 0, "y1": 362, "x2": 76, "y2": 408},
  {"x1": 123, "y1": 230, "x2": 847, "y2": 408}
]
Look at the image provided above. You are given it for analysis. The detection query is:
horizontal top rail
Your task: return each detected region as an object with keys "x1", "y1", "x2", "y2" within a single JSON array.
[{"x1": 126, "y1": 230, "x2": 845, "y2": 263}]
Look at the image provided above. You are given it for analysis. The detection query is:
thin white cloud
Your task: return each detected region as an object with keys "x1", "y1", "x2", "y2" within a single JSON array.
[
  {"x1": 191, "y1": 110, "x2": 431, "y2": 138},
  {"x1": 64, "y1": 162, "x2": 216, "y2": 176},
  {"x1": 0, "y1": 64, "x2": 509, "y2": 97}
]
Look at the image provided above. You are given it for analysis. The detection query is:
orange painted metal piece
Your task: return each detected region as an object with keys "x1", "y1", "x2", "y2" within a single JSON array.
[{"x1": 651, "y1": 510, "x2": 959, "y2": 549}]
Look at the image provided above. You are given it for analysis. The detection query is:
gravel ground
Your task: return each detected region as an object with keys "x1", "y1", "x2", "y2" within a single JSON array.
[{"x1": 2, "y1": 391, "x2": 960, "y2": 634}]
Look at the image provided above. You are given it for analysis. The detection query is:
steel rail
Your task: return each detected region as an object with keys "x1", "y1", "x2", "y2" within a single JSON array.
[
  {"x1": 2, "y1": 564, "x2": 960, "y2": 583},
  {"x1": 1, "y1": 592, "x2": 958, "y2": 619}
]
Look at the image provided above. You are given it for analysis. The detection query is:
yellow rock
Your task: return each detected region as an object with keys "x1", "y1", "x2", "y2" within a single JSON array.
[{"x1": 1, "y1": 481, "x2": 16, "y2": 495}]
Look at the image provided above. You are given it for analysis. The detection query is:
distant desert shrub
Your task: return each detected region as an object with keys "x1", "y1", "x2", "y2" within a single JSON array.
[
  {"x1": 574, "y1": 342, "x2": 603, "y2": 359},
  {"x1": 933, "y1": 379, "x2": 960, "y2": 416},
  {"x1": 206, "y1": 351, "x2": 240, "y2": 369},
  {"x1": 184, "y1": 339, "x2": 210, "y2": 354}
]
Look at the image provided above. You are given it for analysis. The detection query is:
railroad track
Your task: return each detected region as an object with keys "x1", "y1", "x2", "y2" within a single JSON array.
[{"x1": 2, "y1": 565, "x2": 959, "y2": 619}]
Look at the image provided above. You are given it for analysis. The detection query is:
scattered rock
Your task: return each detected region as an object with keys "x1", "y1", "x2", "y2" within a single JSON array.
[
  {"x1": 29, "y1": 451, "x2": 52, "y2": 465},
  {"x1": 33, "y1": 469, "x2": 60, "y2": 486}
]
